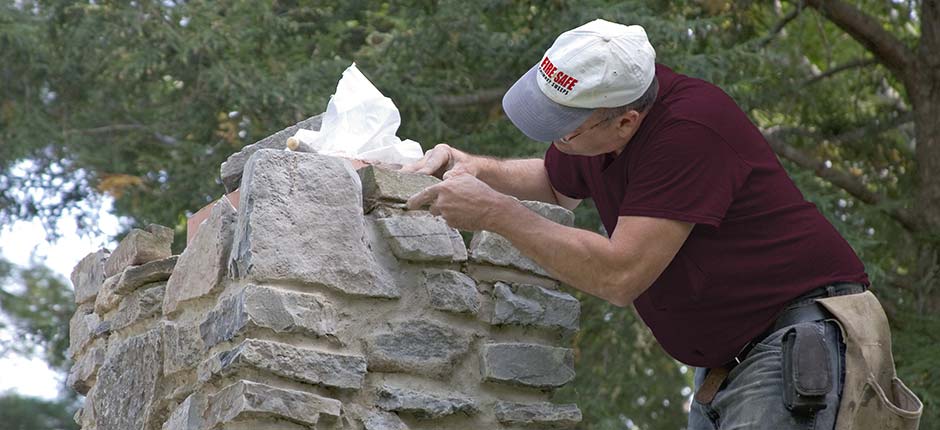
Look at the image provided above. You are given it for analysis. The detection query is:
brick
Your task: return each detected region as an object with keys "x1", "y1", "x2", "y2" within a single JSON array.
[
  {"x1": 205, "y1": 380, "x2": 341, "y2": 428},
  {"x1": 109, "y1": 282, "x2": 165, "y2": 331},
  {"x1": 162, "y1": 392, "x2": 206, "y2": 430},
  {"x1": 228, "y1": 149, "x2": 398, "y2": 298},
  {"x1": 422, "y1": 269, "x2": 480, "y2": 314},
  {"x1": 164, "y1": 198, "x2": 237, "y2": 315},
  {"x1": 359, "y1": 165, "x2": 440, "y2": 211},
  {"x1": 376, "y1": 215, "x2": 467, "y2": 262},
  {"x1": 375, "y1": 385, "x2": 477, "y2": 419},
  {"x1": 365, "y1": 319, "x2": 470, "y2": 377},
  {"x1": 494, "y1": 401, "x2": 582, "y2": 428},
  {"x1": 93, "y1": 329, "x2": 163, "y2": 430},
  {"x1": 114, "y1": 255, "x2": 177, "y2": 295},
  {"x1": 469, "y1": 200, "x2": 573, "y2": 277},
  {"x1": 481, "y1": 343, "x2": 575, "y2": 388},
  {"x1": 492, "y1": 282, "x2": 580, "y2": 333},
  {"x1": 71, "y1": 249, "x2": 109, "y2": 304},
  {"x1": 220, "y1": 113, "x2": 323, "y2": 193},
  {"x1": 205, "y1": 339, "x2": 366, "y2": 390},
  {"x1": 67, "y1": 340, "x2": 105, "y2": 395},
  {"x1": 162, "y1": 322, "x2": 206, "y2": 375},
  {"x1": 103, "y1": 224, "x2": 174, "y2": 278},
  {"x1": 68, "y1": 303, "x2": 99, "y2": 360}
]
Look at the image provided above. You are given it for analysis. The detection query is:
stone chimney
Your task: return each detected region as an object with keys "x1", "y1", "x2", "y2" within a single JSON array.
[{"x1": 67, "y1": 115, "x2": 582, "y2": 430}]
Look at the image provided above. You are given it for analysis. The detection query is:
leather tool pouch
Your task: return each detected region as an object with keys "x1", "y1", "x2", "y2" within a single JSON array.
[{"x1": 782, "y1": 324, "x2": 831, "y2": 413}]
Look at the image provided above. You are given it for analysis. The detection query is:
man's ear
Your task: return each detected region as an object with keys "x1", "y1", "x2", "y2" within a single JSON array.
[{"x1": 615, "y1": 110, "x2": 641, "y2": 137}]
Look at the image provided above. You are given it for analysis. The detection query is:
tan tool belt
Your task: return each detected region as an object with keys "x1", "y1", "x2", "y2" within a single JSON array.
[{"x1": 817, "y1": 291, "x2": 923, "y2": 430}]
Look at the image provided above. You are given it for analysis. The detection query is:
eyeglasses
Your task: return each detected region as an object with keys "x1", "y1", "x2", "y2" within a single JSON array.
[{"x1": 557, "y1": 116, "x2": 612, "y2": 145}]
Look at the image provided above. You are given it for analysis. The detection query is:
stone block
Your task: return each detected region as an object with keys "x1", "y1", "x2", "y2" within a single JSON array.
[
  {"x1": 423, "y1": 269, "x2": 480, "y2": 314},
  {"x1": 164, "y1": 198, "x2": 237, "y2": 315},
  {"x1": 163, "y1": 321, "x2": 206, "y2": 375},
  {"x1": 494, "y1": 401, "x2": 582, "y2": 428},
  {"x1": 199, "y1": 285, "x2": 338, "y2": 349},
  {"x1": 71, "y1": 249, "x2": 109, "y2": 304},
  {"x1": 376, "y1": 215, "x2": 467, "y2": 262},
  {"x1": 67, "y1": 341, "x2": 105, "y2": 395},
  {"x1": 104, "y1": 224, "x2": 174, "y2": 278},
  {"x1": 220, "y1": 113, "x2": 323, "y2": 193},
  {"x1": 110, "y1": 282, "x2": 165, "y2": 331},
  {"x1": 359, "y1": 165, "x2": 440, "y2": 210},
  {"x1": 207, "y1": 338, "x2": 366, "y2": 390},
  {"x1": 469, "y1": 200, "x2": 574, "y2": 277},
  {"x1": 114, "y1": 255, "x2": 177, "y2": 295},
  {"x1": 492, "y1": 282, "x2": 580, "y2": 333},
  {"x1": 205, "y1": 380, "x2": 341, "y2": 428},
  {"x1": 162, "y1": 392, "x2": 206, "y2": 430},
  {"x1": 68, "y1": 303, "x2": 99, "y2": 360},
  {"x1": 93, "y1": 273, "x2": 123, "y2": 314},
  {"x1": 229, "y1": 149, "x2": 398, "y2": 298},
  {"x1": 93, "y1": 329, "x2": 163, "y2": 430},
  {"x1": 365, "y1": 319, "x2": 470, "y2": 377},
  {"x1": 481, "y1": 343, "x2": 575, "y2": 388},
  {"x1": 375, "y1": 385, "x2": 477, "y2": 419},
  {"x1": 346, "y1": 405, "x2": 409, "y2": 430},
  {"x1": 467, "y1": 263, "x2": 558, "y2": 290}
]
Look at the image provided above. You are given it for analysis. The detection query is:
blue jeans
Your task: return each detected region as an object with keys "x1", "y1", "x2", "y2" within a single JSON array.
[{"x1": 688, "y1": 321, "x2": 844, "y2": 430}]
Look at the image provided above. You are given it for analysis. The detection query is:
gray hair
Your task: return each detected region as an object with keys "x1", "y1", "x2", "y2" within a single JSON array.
[{"x1": 597, "y1": 76, "x2": 660, "y2": 121}]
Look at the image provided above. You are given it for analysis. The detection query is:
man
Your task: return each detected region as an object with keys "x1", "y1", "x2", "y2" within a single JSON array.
[{"x1": 403, "y1": 19, "x2": 871, "y2": 429}]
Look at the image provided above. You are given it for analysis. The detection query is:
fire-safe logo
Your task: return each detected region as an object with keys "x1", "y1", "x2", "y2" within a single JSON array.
[{"x1": 538, "y1": 56, "x2": 579, "y2": 96}]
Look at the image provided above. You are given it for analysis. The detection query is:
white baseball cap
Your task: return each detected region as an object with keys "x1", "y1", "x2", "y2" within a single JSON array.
[{"x1": 502, "y1": 19, "x2": 657, "y2": 142}]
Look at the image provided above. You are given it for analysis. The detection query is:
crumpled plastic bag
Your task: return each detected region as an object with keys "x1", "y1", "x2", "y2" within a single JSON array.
[{"x1": 289, "y1": 63, "x2": 423, "y2": 165}]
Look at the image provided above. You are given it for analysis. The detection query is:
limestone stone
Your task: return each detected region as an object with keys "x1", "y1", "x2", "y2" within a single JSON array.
[
  {"x1": 481, "y1": 343, "x2": 575, "y2": 388},
  {"x1": 206, "y1": 380, "x2": 341, "y2": 428},
  {"x1": 229, "y1": 149, "x2": 398, "y2": 298},
  {"x1": 67, "y1": 341, "x2": 105, "y2": 395},
  {"x1": 375, "y1": 385, "x2": 477, "y2": 419},
  {"x1": 164, "y1": 198, "x2": 237, "y2": 315},
  {"x1": 467, "y1": 263, "x2": 559, "y2": 290},
  {"x1": 376, "y1": 215, "x2": 467, "y2": 262},
  {"x1": 163, "y1": 321, "x2": 206, "y2": 375},
  {"x1": 110, "y1": 282, "x2": 165, "y2": 331},
  {"x1": 469, "y1": 200, "x2": 574, "y2": 277},
  {"x1": 162, "y1": 392, "x2": 206, "y2": 430},
  {"x1": 209, "y1": 338, "x2": 366, "y2": 389},
  {"x1": 422, "y1": 269, "x2": 480, "y2": 314},
  {"x1": 68, "y1": 303, "x2": 99, "y2": 360},
  {"x1": 94, "y1": 329, "x2": 163, "y2": 430},
  {"x1": 93, "y1": 273, "x2": 123, "y2": 314},
  {"x1": 492, "y1": 282, "x2": 580, "y2": 333},
  {"x1": 104, "y1": 224, "x2": 174, "y2": 278},
  {"x1": 359, "y1": 165, "x2": 440, "y2": 210},
  {"x1": 71, "y1": 249, "x2": 109, "y2": 304},
  {"x1": 347, "y1": 405, "x2": 409, "y2": 430},
  {"x1": 200, "y1": 285, "x2": 338, "y2": 349},
  {"x1": 365, "y1": 319, "x2": 470, "y2": 376},
  {"x1": 115, "y1": 255, "x2": 177, "y2": 295},
  {"x1": 220, "y1": 113, "x2": 323, "y2": 193},
  {"x1": 493, "y1": 401, "x2": 582, "y2": 428}
]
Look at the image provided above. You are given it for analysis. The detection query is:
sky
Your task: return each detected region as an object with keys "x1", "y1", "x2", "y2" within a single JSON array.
[{"x1": 0, "y1": 201, "x2": 121, "y2": 399}]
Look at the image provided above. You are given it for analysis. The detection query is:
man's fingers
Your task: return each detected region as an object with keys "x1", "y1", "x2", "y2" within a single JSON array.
[{"x1": 407, "y1": 186, "x2": 439, "y2": 210}]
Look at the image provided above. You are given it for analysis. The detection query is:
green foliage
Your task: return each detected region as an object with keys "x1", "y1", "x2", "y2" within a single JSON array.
[
  {"x1": 2, "y1": 0, "x2": 938, "y2": 428},
  {"x1": 0, "y1": 392, "x2": 79, "y2": 430}
]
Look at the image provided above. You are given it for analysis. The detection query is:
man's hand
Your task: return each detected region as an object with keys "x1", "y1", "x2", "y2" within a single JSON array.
[
  {"x1": 401, "y1": 143, "x2": 477, "y2": 179},
  {"x1": 406, "y1": 173, "x2": 514, "y2": 231}
]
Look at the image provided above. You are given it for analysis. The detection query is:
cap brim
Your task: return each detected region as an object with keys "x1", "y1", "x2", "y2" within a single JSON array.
[{"x1": 502, "y1": 65, "x2": 593, "y2": 142}]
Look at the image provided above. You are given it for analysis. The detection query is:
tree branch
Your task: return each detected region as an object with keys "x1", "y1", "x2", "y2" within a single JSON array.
[
  {"x1": 759, "y1": 4, "x2": 804, "y2": 48},
  {"x1": 763, "y1": 128, "x2": 921, "y2": 232},
  {"x1": 802, "y1": 57, "x2": 878, "y2": 86},
  {"x1": 803, "y1": 0, "x2": 916, "y2": 86},
  {"x1": 432, "y1": 88, "x2": 506, "y2": 107}
]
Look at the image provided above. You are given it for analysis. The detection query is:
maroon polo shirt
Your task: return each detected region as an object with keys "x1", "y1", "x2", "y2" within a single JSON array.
[{"x1": 544, "y1": 64, "x2": 869, "y2": 367}]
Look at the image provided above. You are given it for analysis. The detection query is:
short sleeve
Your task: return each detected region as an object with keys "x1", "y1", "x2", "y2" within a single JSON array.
[
  {"x1": 619, "y1": 121, "x2": 752, "y2": 227},
  {"x1": 544, "y1": 144, "x2": 591, "y2": 199}
]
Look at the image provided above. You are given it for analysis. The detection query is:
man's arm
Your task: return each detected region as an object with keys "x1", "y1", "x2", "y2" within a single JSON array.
[
  {"x1": 401, "y1": 144, "x2": 581, "y2": 210},
  {"x1": 409, "y1": 175, "x2": 692, "y2": 306}
]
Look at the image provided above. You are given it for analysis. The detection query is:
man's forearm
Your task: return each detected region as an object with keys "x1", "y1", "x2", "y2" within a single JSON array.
[
  {"x1": 470, "y1": 156, "x2": 559, "y2": 204},
  {"x1": 488, "y1": 197, "x2": 638, "y2": 306}
]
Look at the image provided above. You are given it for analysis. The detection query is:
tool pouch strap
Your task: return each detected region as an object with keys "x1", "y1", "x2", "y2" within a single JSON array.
[{"x1": 817, "y1": 291, "x2": 923, "y2": 430}]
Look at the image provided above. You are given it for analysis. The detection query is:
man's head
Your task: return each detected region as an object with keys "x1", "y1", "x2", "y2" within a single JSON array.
[{"x1": 502, "y1": 19, "x2": 657, "y2": 155}]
